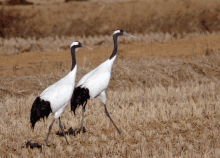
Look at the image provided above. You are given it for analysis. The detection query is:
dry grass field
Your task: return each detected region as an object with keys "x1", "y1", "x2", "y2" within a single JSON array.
[
  {"x1": 1, "y1": 0, "x2": 220, "y2": 38},
  {"x1": 1, "y1": 36, "x2": 220, "y2": 157},
  {"x1": 1, "y1": 0, "x2": 220, "y2": 157}
]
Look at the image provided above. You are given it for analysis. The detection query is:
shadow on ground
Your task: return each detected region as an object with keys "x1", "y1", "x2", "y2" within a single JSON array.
[{"x1": 56, "y1": 127, "x2": 86, "y2": 136}]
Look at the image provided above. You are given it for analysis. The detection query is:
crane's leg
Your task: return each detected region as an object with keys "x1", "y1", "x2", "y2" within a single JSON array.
[
  {"x1": 59, "y1": 117, "x2": 69, "y2": 145},
  {"x1": 98, "y1": 91, "x2": 121, "y2": 134},
  {"x1": 103, "y1": 104, "x2": 121, "y2": 134},
  {"x1": 81, "y1": 101, "x2": 87, "y2": 133},
  {"x1": 45, "y1": 118, "x2": 55, "y2": 145}
]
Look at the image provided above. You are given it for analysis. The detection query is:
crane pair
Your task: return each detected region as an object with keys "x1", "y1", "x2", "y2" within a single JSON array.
[{"x1": 30, "y1": 30, "x2": 134, "y2": 145}]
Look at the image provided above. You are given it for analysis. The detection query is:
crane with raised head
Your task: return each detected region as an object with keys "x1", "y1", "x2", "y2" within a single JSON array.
[
  {"x1": 71, "y1": 30, "x2": 134, "y2": 134},
  {"x1": 30, "y1": 42, "x2": 92, "y2": 145}
]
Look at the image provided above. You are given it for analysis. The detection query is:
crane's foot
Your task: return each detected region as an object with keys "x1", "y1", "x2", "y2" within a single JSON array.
[{"x1": 81, "y1": 126, "x2": 86, "y2": 133}]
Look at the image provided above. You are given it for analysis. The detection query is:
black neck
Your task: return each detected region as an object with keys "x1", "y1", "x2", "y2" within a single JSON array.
[
  {"x1": 70, "y1": 47, "x2": 76, "y2": 71},
  {"x1": 109, "y1": 35, "x2": 118, "y2": 59}
]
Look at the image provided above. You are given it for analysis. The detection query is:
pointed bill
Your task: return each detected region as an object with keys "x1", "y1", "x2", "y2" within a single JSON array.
[
  {"x1": 123, "y1": 32, "x2": 135, "y2": 38},
  {"x1": 81, "y1": 44, "x2": 93, "y2": 50}
]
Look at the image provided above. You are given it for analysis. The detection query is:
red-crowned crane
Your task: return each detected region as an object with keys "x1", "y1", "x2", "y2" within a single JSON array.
[
  {"x1": 71, "y1": 30, "x2": 134, "y2": 134},
  {"x1": 30, "y1": 42, "x2": 92, "y2": 145}
]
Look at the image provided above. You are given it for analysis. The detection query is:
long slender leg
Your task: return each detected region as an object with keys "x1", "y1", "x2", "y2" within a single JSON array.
[
  {"x1": 81, "y1": 101, "x2": 87, "y2": 133},
  {"x1": 59, "y1": 117, "x2": 69, "y2": 145},
  {"x1": 104, "y1": 104, "x2": 121, "y2": 134},
  {"x1": 45, "y1": 118, "x2": 55, "y2": 145}
]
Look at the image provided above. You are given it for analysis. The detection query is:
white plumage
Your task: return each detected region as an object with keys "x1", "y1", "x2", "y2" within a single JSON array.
[
  {"x1": 30, "y1": 42, "x2": 92, "y2": 145},
  {"x1": 40, "y1": 68, "x2": 76, "y2": 117},
  {"x1": 77, "y1": 56, "x2": 114, "y2": 98},
  {"x1": 71, "y1": 30, "x2": 134, "y2": 134}
]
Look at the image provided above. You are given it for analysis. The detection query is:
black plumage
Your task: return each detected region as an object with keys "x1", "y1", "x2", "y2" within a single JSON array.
[
  {"x1": 70, "y1": 86, "x2": 90, "y2": 115},
  {"x1": 30, "y1": 97, "x2": 52, "y2": 129}
]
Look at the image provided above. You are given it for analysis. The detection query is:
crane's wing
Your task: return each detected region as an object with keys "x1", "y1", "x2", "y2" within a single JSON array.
[
  {"x1": 40, "y1": 79, "x2": 74, "y2": 113},
  {"x1": 82, "y1": 71, "x2": 111, "y2": 99},
  {"x1": 77, "y1": 68, "x2": 96, "y2": 87}
]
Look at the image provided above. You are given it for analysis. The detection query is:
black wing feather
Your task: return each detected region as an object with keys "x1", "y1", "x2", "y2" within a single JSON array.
[
  {"x1": 71, "y1": 86, "x2": 90, "y2": 115},
  {"x1": 30, "y1": 97, "x2": 52, "y2": 129}
]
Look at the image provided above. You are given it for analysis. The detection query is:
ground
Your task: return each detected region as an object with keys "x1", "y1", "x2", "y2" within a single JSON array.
[
  {"x1": 1, "y1": 35, "x2": 220, "y2": 157},
  {"x1": 1, "y1": 0, "x2": 220, "y2": 157}
]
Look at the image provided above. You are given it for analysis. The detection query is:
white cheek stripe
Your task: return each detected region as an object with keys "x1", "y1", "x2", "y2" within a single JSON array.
[
  {"x1": 70, "y1": 42, "x2": 79, "y2": 48},
  {"x1": 113, "y1": 30, "x2": 120, "y2": 35}
]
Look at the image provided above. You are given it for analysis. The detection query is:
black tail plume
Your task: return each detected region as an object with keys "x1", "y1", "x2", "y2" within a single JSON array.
[
  {"x1": 30, "y1": 97, "x2": 52, "y2": 129},
  {"x1": 71, "y1": 86, "x2": 90, "y2": 115}
]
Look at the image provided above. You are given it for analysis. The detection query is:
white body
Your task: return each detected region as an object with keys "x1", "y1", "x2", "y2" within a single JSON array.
[
  {"x1": 40, "y1": 65, "x2": 77, "y2": 119},
  {"x1": 77, "y1": 56, "x2": 116, "y2": 101}
]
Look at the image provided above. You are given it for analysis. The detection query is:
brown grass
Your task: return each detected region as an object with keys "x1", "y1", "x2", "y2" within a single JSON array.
[
  {"x1": 0, "y1": 0, "x2": 220, "y2": 38},
  {"x1": 1, "y1": 0, "x2": 220, "y2": 55},
  {"x1": 1, "y1": 46, "x2": 220, "y2": 157},
  {"x1": 1, "y1": 0, "x2": 220, "y2": 157},
  {"x1": 1, "y1": 31, "x2": 220, "y2": 55}
]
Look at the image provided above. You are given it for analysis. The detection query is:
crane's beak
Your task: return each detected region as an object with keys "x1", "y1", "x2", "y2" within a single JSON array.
[
  {"x1": 123, "y1": 32, "x2": 135, "y2": 38},
  {"x1": 81, "y1": 44, "x2": 93, "y2": 50}
]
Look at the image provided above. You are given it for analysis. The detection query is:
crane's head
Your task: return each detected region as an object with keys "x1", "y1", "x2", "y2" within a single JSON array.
[
  {"x1": 113, "y1": 29, "x2": 134, "y2": 38},
  {"x1": 70, "y1": 42, "x2": 93, "y2": 50}
]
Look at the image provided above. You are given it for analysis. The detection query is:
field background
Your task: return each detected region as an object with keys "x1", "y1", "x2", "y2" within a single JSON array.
[{"x1": 1, "y1": 0, "x2": 220, "y2": 157}]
